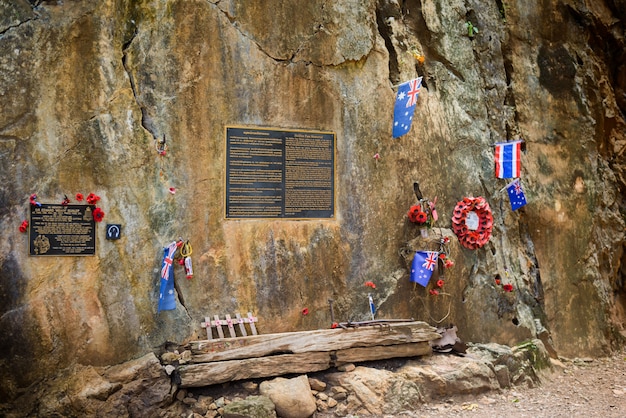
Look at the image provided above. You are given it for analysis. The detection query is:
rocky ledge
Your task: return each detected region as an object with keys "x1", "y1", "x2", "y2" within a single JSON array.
[{"x1": 0, "y1": 339, "x2": 553, "y2": 417}]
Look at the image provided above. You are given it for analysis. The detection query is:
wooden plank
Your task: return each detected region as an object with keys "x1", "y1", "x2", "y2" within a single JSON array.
[
  {"x1": 235, "y1": 313, "x2": 247, "y2": 337},
  {"x1": 178, "y1": 352, "x2": 331, "y2": 388},
  {"x1": 213, "y1": 315, "x2": 225, "y2": 339},
  {"x1": 203, "y1": 316, "x2": 212, "y2": 340},
  {"x1": 190, "y1": 322, "x2": 439, "y2": 363},
  {"x1": 247, "y1": 312, "x2": 258, "y2": 335},
  {"x1": 333, "y1": 341, "x2": 432, "y2": 365},
  {"x1": 225, "y1": 314, "x2": 237, "y2": 338}
]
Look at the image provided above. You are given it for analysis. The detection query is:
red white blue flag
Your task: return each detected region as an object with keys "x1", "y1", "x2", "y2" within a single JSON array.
[
  {"x1": 393, "y1": 77, "x2": 423, "y2": 138},
  {"x1": 158, "y1": 241, "x2": 178, "y2": 311},
  {"x1": 494, "y1": 140, "x2": 522, "y2": 178},
  {"x1": 506, "y1": 179, "x2": 527, "y2": 211},
  {"x1": 410, "y1": 251, "x2": 439, "y2": 287}
]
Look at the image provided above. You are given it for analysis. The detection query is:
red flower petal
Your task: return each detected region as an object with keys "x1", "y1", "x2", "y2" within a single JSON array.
[
  {"x1": 75, "y1": 193, "x2": 84, "y2": 201},
  {"x1": 301, "y1": 308, "x2": 309, "y2": 316}
]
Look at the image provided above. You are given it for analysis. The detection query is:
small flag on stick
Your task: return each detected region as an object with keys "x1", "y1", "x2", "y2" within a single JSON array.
[
  {"x1": 506, "y1": 179, "x2": 527, "y2": 211},
  {"x1": 368, "y1": 293, "x2": 376, "y2": 320},
  {"x1": 410, "y1": 251, "x2": 439, "y2": 287},
  {"x1": 494, "y1": 140, "x2": 522, "y2": 178}
]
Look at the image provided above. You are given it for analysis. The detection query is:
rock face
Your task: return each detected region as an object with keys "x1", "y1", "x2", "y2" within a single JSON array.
[{"x1": 0, "y1": 0, "x2": 624, "y2": 403}]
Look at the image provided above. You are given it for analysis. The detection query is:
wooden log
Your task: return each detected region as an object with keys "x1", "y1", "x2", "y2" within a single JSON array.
[
  {"x1": 333, "y1": 341, "x2": 432, "y2": 365},
  {"x1": 178, "y1": 352, "x2": 331, "y2": 388},
  {"x1": 190, "y1": 322, "x2": 439, "y2": 363}
]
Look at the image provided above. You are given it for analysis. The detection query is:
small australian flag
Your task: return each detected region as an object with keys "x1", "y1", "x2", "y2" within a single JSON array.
[
  {"x1": 410, "y1": 251, "x2": 439, "y2": 287},
  {"x1": 506, "y1": 179, "x2": 527, "y2": 211}
]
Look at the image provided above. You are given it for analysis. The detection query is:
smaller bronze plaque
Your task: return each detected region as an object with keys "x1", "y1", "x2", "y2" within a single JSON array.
[{"x1": 29, "y1": 204, "x2": 96, "y2": 256}]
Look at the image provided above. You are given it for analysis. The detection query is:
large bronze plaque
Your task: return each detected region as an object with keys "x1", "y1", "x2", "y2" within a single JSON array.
[
  {"x1": 29, "y1": 204, "x2": 96, "y2": 256},
  {"x1": 225, "y1": 126, "x2": 335, "y2": 219}
]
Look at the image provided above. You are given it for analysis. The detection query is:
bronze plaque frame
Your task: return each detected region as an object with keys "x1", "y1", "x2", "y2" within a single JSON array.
[
  {"x1": 225, "y1": 126, "x2": 336, "y2": 219},
  {"x1": 29, "y1": 204, "x2": 96, "y2": 256}
]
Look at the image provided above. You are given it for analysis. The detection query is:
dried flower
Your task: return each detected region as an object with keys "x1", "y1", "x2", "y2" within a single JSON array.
[
  {"x1": 364, "y1": 281, "x2": 376, "y2": 289},
  {"x1": 92, "y1": 207, "x2": 105, "y2": 222},
  {"x1": 75, "y1": 193, "x2": 84, "y2": 201},
  {"x1": 503, "y1": 284, "x2": 514, "y2": 292},
  {"x1": 301, "y1": 308, "x2": 309, "y2": 316}
]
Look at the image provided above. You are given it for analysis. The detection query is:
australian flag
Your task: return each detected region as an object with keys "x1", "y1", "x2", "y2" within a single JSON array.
[
  {"x1": 392, "y1": 77, "x2": 423, "y2": 138},
  {"x1": 494, "y1": 140, "x2": 522, "y2": 178},
  {"x1": 410, "y1": 251, "x2": 439, "y2": 287},
  {"x1": 506, "y1": 179, "x2": 527, "y2": 211},
  {"x1": 158, "y1": 241, "x2": 179, "y2": 312}
]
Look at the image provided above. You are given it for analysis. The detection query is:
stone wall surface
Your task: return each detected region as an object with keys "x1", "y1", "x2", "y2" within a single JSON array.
[{"x1": 0, "y1": 0, "x2": 624, "y2": 403}]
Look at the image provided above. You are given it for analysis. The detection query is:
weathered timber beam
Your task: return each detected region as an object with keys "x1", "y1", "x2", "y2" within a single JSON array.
[
  {"x1": 333, "y1": 341, "x2": 432, "y2": 365},
  {"x1": 177, "y1": 352, "x2": 331, "y2": 388},
  {"x1": 190, "y1": 321, "x2": 439, "y2": 363}
]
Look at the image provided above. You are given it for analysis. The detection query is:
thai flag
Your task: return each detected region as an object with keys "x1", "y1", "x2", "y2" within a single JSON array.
[
  {"x1": 158, "y1": 241, "x2": 179, "y2": 312},
  {"x1": 410, "y1": 251, "x2": 439, "y2": 287},
  {"x1": 494, "y1": 141, "x2": 522, "y2": 179},
  {"x1": 392, "y1": 77, "x2": 422, "y2": 138}
]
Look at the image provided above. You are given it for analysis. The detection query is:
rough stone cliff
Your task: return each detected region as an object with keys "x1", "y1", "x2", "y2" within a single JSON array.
[{"x1": 0, "y1": 0, "x2": 624, "y2": 404}]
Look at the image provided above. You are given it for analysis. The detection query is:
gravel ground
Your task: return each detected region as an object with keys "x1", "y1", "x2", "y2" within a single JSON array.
[{"x1": 409, "y1": 350, "x2": 626, "y2": 417}]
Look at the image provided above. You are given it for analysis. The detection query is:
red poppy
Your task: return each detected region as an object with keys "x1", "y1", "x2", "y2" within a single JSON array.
[
  {"x1": 331, "y1": 322, "x2": 338, "y2": 329},
  {"x1": 438, "y1": 253, "x2": 446, "y2": 260},
  {"x1": 503, "y1": 284, "x2": 514, "y2": 292},
  {"x1": 407, "y1": 205, "x2": 421, "y2": 222},
  {"x1": 86, "y1": 193, "x2": 100, "y2": 205},
  {"x1": 429, "y1": 289, "x2": 439, "y2": 296},
  {"x1": 92, "y1": 207, "x2": 105, "y2": 222},
  {"x1": 75, "y1": 193, "x2": 84, "y2": 201},
  {"x1": 415, "y1": 211, "x2": 428, "y2": 224},
  {"x1": 364, "y1": 281, "x2": 376, "y2": 289},
  {"x1": 436, "y1": 279, "x2": 444, "y2": 288},
  {"x1": 301, "y1": 308, "x2": 309, "y2": 316},
  {"x1": 61, "y1": 196, "x2": 70, "y2": 205},
  {"x1": 495, "y1": 278, "x2": 501, "y2": 285},
  {"x1": 444, "y1": 259, "x2": 454, "y2": 268},
  {"x1": 19, "y1": 220, "x2": 28, "y2": 233},
  {"x1": 178, "y1": 259, "x2": 185, "y2": 265}
]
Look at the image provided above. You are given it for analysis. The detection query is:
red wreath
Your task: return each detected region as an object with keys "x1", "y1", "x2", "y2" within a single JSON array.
[{"x1": 451, "y1": 196, "x2": 493, "y2": 249}]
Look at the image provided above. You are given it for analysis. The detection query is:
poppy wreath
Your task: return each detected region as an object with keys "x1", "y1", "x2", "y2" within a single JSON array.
[{"x1": 451, "y1": 196, "x2": 493, "y2": 249}]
